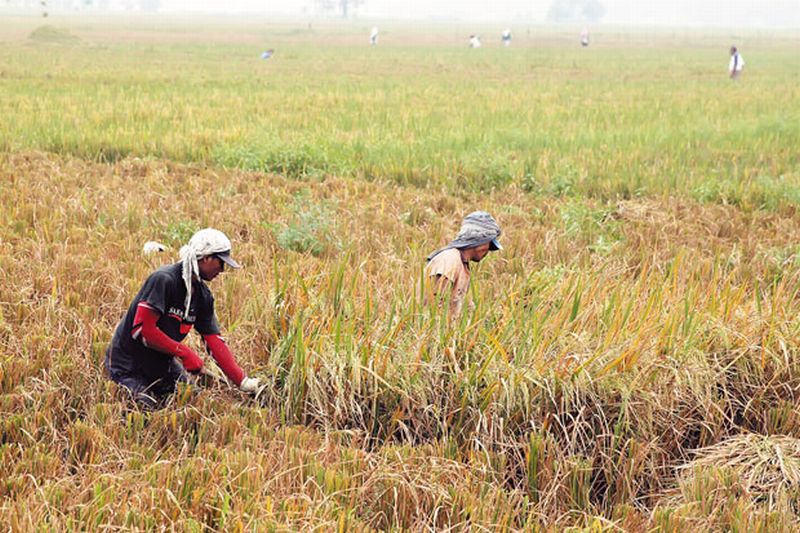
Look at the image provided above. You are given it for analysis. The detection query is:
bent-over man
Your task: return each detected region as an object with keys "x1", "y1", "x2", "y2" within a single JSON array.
[
  {"x1": 105, "y1": 228, "x2": 260, "y2": 409},
  {"x1": 425, "y1": 211, "x2": 503, "y2": 318}
]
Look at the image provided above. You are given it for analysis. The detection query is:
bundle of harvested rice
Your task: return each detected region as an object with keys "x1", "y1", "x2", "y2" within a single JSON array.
[{"x1": 679, "y1": 433, "x2": 800, "y2": 501}]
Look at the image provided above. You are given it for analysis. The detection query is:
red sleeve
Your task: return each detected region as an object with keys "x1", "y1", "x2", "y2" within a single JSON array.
[
  {"x1": 202, "y1": 333, "x2": 245, "y2": 386},
  {"x1": 132, "y1": 303, "x2": 203, "y2": 372}
]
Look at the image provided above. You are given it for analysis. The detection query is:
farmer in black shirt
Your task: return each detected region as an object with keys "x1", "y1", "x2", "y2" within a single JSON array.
[{"x1": 105, "y1": 228, "x2": 260, "y2": 409}]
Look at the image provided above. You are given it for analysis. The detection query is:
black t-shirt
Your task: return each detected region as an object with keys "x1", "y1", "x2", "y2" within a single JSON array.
[{"x1": 107, "y1": 262, "x2": 220, "y2": 380}]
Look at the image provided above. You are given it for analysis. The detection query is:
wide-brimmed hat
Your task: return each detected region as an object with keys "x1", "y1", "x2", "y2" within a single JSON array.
[{"x1": 427, "y1": 211, "x2": 502, "y2": 261}]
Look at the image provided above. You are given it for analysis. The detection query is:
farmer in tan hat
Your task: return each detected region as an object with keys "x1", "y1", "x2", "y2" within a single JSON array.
[
  {"x1": 105, "y1": 228, "x2": 260, "y2": 409},
  {"x1": 425, "y1": 211, "x2": 503, "y2": 318}
]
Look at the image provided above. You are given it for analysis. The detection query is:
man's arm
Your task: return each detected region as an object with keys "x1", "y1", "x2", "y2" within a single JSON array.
[
  {"x1": 430, "y1": 273, "x2": 453, "y2": 294},
  {"x1": 428, "y1": 274, "x2": 465, "y2": 318},
  {"x1": 447, "y1": 281, "x2": 466, "y2": 318},
  {"x1": 195, "y1": 297, "x2": 259, "y2": 393},
  {"x1": 201, "y1": 333, "x2": 245, "y2": 386},
  {"x1": 131, "y1": 303, "x2": 203, "y2": 372}
]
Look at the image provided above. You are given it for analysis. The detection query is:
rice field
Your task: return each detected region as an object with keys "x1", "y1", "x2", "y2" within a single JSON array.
[{"x1": 2, "y1": 12, "x2": 800, "y2": 531}]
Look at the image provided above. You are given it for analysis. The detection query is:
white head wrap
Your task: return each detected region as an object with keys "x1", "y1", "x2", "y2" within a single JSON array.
[{"x1": 179, "y1": 228, "x2": 233, "y2": 318}]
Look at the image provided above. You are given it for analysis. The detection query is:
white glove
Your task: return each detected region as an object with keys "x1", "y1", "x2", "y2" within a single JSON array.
[{"x1": 239, "y1": 376, "x2": 261, "y2": 394}]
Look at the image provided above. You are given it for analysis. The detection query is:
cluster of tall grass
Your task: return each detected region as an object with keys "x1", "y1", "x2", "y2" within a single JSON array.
[
  {"x1": 0, "y1": 17, "x2": 798, "y2": 205},
  {"x1": 2, "y1": 152, "x2": 800, "y2": 529}
]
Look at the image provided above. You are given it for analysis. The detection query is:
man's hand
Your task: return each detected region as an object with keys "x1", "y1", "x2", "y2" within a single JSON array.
[
  {"x1": 239, "y1": 376, "x2": 261, "y2": 394},
  {"x1": 175, "y1": 344, "x2": 204, "y2": 373}
]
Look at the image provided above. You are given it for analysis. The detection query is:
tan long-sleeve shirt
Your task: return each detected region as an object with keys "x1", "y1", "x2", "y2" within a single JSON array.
[{"x1": 425, "y1": 248, "x2": 470, "y2": 317}]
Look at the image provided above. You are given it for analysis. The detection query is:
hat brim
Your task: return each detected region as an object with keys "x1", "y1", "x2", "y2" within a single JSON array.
[
  {"x1": 453, "y1": 237, "x2": 503, "y2": 252},
  {"x1": 215, "y1": 251, "x2": 241, "y2": 269}
]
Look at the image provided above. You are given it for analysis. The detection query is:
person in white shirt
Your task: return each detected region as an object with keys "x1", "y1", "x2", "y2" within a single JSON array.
[
  {"x1": 501, "y1": 29, "x2": 512, "y2": 47},
  {"x1": 729, "y1": 46, "x2": 744, "y2": 80},
  {"x1": 469, "y1": 35, "x2": 482, "y2": 48},
  {"x1": 580, "y1": 28, "x2": 590, "y2": 47},
  {"x1": 370, "y1": 27, "x2": 379, "y2": 46}
]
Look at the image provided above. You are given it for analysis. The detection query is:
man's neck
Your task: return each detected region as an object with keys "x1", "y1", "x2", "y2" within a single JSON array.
[{"x1": 458, "y1": 250, "x2": 471, "y2": 268}]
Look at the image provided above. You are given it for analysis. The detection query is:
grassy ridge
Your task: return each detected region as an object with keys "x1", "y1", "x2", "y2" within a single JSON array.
[
  {"x1": 0, "y1": 22, "x2": 798, "y2": 202},
  {"x1": 2, "y1": 153, "x2": 800, "y2": 529}
]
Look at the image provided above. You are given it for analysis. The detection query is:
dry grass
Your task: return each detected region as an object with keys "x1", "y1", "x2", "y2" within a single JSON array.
[
  {"x1": 2, "y1": 152, "x2": 800, "y2": 530},
  {"x1": 652, "y1": 434, "x2": 800, "y2": 531},
  {"x1": 681, "y1": 434, "x2": 800, "y2": 499}
]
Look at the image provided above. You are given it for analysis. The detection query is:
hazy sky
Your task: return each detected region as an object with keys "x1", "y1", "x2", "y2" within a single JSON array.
[{"x1": 158, "y1": 0, "x2": 800, "y2": 27}]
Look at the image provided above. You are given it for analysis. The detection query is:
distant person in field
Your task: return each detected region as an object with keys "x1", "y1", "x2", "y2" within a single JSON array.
[
  {"x1": 261, "y1": 49, "x2": 274, "y2": 60},
  {"x1": 105, "y1": 228, "x2": 261, "y2": 410},
  {"x1": 370, "y1": 26, "x2": 379, "y2": 46},
  {"x1": 501, "y1": 28, "x2": 512, "y2": 47},
  {"x1": 425, "y1": 212, "x2": 503, "y2": 318},
  {"x1": 580, "y1": 28, "x2": 590, "y2": 47},
  {"x1": 469, "y1": 34, "x2": 482, "y2": 48},
  {"x1": 729, "y1": 46, "x2": 744, "y2": 80}
]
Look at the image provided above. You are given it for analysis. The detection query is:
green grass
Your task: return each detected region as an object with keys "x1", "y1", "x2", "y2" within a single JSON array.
[{"x1": 1, "y1": 17, "x2": 798, "y2": 202}]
